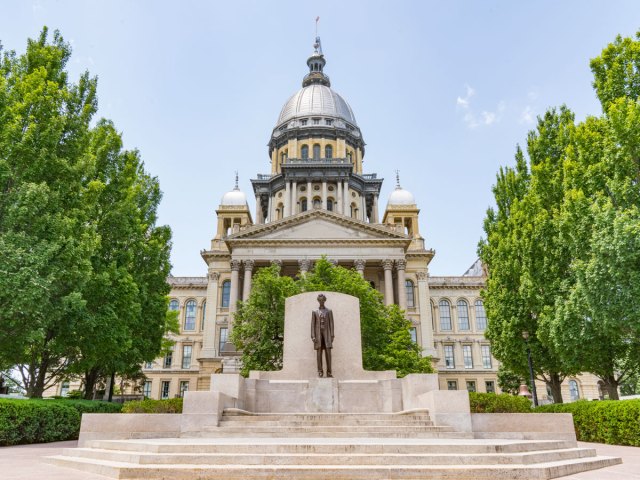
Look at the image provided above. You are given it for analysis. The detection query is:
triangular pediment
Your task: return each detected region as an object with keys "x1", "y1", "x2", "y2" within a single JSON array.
[{"x1": 227, "y1": 209, "x2": 408, "y2": 243}]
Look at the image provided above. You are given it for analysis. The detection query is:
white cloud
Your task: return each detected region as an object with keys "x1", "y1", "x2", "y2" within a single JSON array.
[
  {"x1": 520, "y1": 105, "x2": 535, "y2": 124},
  {"x1": 457, "y1": 86, "x2": 504, "y2": 129}
]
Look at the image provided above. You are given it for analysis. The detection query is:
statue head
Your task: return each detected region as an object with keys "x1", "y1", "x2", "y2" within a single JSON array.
[{"x1": 317, "y1": 293, "x2": 327, "y2": 305}]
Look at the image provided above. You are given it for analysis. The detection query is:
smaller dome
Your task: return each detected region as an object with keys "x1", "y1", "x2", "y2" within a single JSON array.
[
  {"x1": 221, "y1": 173, "x2": 247, "y2": 206},
  {"x1": 387, "y1": 172, "x2": 416, "y2": 206},
  {"x1": 388, "y1": 188, "x2": 416, "y2": 206}
]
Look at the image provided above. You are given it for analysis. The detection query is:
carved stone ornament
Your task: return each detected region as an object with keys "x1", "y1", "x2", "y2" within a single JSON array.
[
  {"x1": 353, "y1": 259, "x2": 366, "y2": 271},
  {"x1": 243, "y1": 259, "x2": 255, "y2": 271},
  {"x1": 395, "y1": 259, "x2": 407, "y2": 270},
  {"x1": 271, "y1": 259, "x2": 283, "y2": 269},
  {"x1": 230, "y1": 259, "x2": 242, "y2": 271},
  {"x1": 298, "y1": 259, "x2": 311, "y2": 272},
  {"x1": 208, "y1": 271, "x2": 220, "y2": 281},
  {"x1": 328, "y1": 259, "x2": 338, "y2": 266},
  {"x1": 381, "y1": 259, "x2": 394, "y2": 271},
  {"x1": 416, "y1": 271, "x2": 428, "y2": 281}
]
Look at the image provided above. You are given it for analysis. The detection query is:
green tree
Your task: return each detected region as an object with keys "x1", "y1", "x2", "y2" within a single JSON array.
[
  {"x1": 479, "y1": 108, "x2": 580, "y2": 403},
  {"x1": 232, "y1": 258, "x2": 433, "y2": 377},
  {"x1": 0, "y1": 28, "x2": 98, "y2": 397},
  {"x1": 496, "y1": 366, "x2": 529, "y2": 396}
]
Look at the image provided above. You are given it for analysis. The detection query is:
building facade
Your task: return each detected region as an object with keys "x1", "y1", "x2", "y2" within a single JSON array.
[{"x1": 54, "y1": 38, "x2": 601, "y2": 403}]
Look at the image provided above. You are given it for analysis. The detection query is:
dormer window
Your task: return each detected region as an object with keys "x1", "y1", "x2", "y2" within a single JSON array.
[
  {"x1": 325, "y1": 119, "x2": 333, "y2": 126},
  {"x1": 313, "y1": 118, "x2": 320, "y2": 125},
  {"x1": 301, "y1": 119, "x2": 308, "y2": 126}
]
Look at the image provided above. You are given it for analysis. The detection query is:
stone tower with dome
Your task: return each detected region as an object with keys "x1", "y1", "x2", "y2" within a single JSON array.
[{"x1": 119, "y1": 37, "x2": 600, "y2": 403}]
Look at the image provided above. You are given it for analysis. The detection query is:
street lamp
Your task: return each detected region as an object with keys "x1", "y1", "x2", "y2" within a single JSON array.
[{"x1": 522, "y1": 330, "x2": 539, "y2": 407}]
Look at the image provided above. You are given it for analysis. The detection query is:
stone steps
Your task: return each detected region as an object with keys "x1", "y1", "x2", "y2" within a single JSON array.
[
  {"x1": 46, "y1": 452, "x2": 622, "y2": 479},
  {"x1": 61, "y1": 445, "x2": 599, "y2": 466}
]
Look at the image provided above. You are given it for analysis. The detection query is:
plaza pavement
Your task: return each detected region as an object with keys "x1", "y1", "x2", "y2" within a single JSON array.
[{"x1": 0, "y1": 439, "x2": 638, "y2": 479}]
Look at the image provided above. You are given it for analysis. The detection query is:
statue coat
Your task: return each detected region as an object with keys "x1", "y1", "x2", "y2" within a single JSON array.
[{"x1": 311, "y1": 308, "x2": 334, "y2": 350}]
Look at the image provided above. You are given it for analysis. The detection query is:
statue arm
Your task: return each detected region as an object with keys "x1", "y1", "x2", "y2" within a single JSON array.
[{"x1": 311, "y1": 311, "x2": 316, "y2": 341}]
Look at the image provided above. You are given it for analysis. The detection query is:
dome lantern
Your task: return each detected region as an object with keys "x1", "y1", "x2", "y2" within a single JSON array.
[
  {"x1": 387, "y1": 171, "x2": 416, "y2": 206},
  {"x1": 303, "y1": 36, "x2": 330, "y2": 88},
  {"x1": 220, "y1": 172, "x2": 248, "y2": 206}
]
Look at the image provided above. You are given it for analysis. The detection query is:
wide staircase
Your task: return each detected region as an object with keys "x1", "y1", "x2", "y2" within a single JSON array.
[{"x1": 47, "y1": 408, "x2": 621, "y2": 479}]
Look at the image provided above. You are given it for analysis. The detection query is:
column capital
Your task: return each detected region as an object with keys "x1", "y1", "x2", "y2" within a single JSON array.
[
  {"x1": 271, "y1": 259, "x2": 283, "y2": 270},
  {"x1": 396, "y1": 259, "x2": 407, "y2": 271},
  {"x1": 353, "y1": 259, "x2": 366, "y2": 272},
  {"x1": 298, "y1": 259, "x2": 312, "y2": 273},
  {"x1": 416, "y1": 271, "x2": 428, "y2": 281},
  {"x1": 328, "y1": 259, "x2": 338, "y2": 266},
  {"x1": 208, "y1": 271, "x2": 220, "y2": 281},
  {"x1": 230, "y1": 259, "x2": 242, "y2": 271},
  {"x1": 381, "y1": 259, "x2": 394, "y2": 271},
  {"x1": 243, "y1": 259, "x2": 255, "y2": 272}
]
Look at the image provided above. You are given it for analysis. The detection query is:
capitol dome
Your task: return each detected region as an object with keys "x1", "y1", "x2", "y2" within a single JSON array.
[
  {"x1": 220, "y1": 174, "x2": 247, "y2": 206},
  {"x1": 387, "y1": 173, "x2": 416, "y2": 206},
  {"x1": 277, "y1": 84, "x2": 357, "y2": 126}
]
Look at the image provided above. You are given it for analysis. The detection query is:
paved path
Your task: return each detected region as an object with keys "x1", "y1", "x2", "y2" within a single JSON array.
[{"x1": 0, "y1": 440, "x2": 638, "y2": 479}]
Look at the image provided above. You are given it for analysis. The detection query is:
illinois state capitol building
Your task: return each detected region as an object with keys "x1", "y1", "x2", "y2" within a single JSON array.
[{"x1": 138, "y1": 38, "x2": 596, "y2": 403}]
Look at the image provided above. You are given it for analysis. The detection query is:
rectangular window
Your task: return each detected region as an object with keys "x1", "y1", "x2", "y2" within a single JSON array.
[
  {"x1": 163, "y1": 347, "x2": 173, "y2": 368},
  {"x1": 439, "y1": 301, "x2": 452, "y2": 330},
  {"x1": 405, "y1": 280, "x2": 415, "y2": 307},
  {"x1": 161, "y1": 381, "x2": 170, "y2": 399},
  {"x1": 143, "y1": 381, "x2": 152, "y2": 398},
  {"x1": 325, "y1": 119, "x2": 333, "y2": 126},
  {"x1": 144, "y1": 361, "x2": 153, "y2": 369},
  {"x1": 457, "y1": 301, "x2": 470, "y2": 330},
  {"x1": 485, "y1": 381, "x2": 495, "y2": 394},
  {"x1": 179, "y1": 381, "x2": 189, "y2": 397},
  {"x1": 313, "y1": 118, "x2": 320, "y2": 125},
  {"x1": 184, "y1": 301, "x2": 196, "y2": 331},
  {"x1": 447, "y1": 380, "x2": 458, "y2": 390},
  {"x1": 409, "y1": 327, "x2": 417, "y2": 344},
  {"x1": 481, "y1": 345, "x2": 492, "y2": 369},
  {"x1": 444, "y1": 345, "x2": 455, "y2": 369},
  {"x1": 463, "y1": 345, "x2": 473, "y2": 369},
  {"x1": 60, "y1": 381, "x2": 70, "y2": 397},
  {"x1": 182, "y1": 345, "x2": 192, "y2": 369},
  {"x1": 218, "y1": 327, "x2": 229, "y2": 354},
  {"x1": 301, "y1": 119, "x2": 307, "y2": 126},
  {"x1": 466, "y1": 380, "x2": 477, "y2": 392}
]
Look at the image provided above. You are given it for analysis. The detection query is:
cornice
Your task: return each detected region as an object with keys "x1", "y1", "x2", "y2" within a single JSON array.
[{"x1": 227, "y1": 238, "x2": 412, "y2": 248}]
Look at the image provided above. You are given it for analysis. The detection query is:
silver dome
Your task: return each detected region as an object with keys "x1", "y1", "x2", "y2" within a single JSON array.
[
  {"x1": 221, "y1": 188, "x2": 247, "y2": 206},
  {"x1": 277, "y1": 84, "x2": 357, "y2": 126},
  {"x1": 388, "y1": 187, "x2": 416, "y2": 206}
]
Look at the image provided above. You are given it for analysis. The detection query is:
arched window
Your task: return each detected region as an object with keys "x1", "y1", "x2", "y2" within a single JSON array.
[
  {"x1": 351, "y1": 203, "x2": 358, "y2": 218},
  {"x1": 457, "y1": 300, "x2": 470, "y2": 330},
  {"x1": 313, "y1": 197, "x2": 321, "y2": 209},
  {"x1": 325, "y1": 145, "x2": 333, "y2": 159},
  {"x1": 439, "y1": 300, "x2": 452, "y2": 330},
  {"x1": 405, "y1": 280, "x2": 415, "y2": 307},
  {"x1": 313, "y1": 144, "x2": 321, "y2": 159},
  {"x1": 475, "y1": 299, "x2": 487, "y2": 330},
  {"x1": 569, "y1": 380, "x2": 580, "y2": 401},
  {"x1": 301, "y1": 198, "x2": 308, "y2": 212},
  {"x1": 327, "y1": 199, "x2": 334, "y2": 211},
  {"x1": 201, "y1": 301, "x2": 206, "y2": 330},
  {"x1": 184, "y1": 300, "x2": 196, "y2": 331},
  {"x1": 221, "y1": 281, "x2": 231, "y2": 308},
  {"x1": 301, "y1": 145, "x2": 309, "y2": 159},
  {"x1": 169, "y1": 299, "x2": 179, "y2": 311}
]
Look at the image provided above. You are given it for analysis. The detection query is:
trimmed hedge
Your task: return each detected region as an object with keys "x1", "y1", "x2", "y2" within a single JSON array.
[
  {"x1": 0, "y1": 398, "x2": 122, "y2": 446},
  {"x1": 536, "y1": 399, "x2": 640, "y2": 446},
  {"x1": 121, "y1": 397, "x2": 183, "y2": 413},
  {"x1": 469, "y1": 392, "x2": 533, "y2": 413}
]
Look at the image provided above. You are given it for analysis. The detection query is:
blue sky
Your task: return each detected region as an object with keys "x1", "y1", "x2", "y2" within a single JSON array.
[{"x1": 2, "y1": 1, "x2": 639, "y2": 276}]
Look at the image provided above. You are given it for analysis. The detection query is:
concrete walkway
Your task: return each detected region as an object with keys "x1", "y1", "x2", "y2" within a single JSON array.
[{"x1": 0, "y1": 439, "x2": 638, "y2": 479}]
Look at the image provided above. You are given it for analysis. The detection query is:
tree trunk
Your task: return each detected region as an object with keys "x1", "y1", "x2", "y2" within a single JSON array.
[
  {"x1": 83, "y1": 367, "x2": 101, "y2": 400},
  {"x1": 27, "y1": 356, "x2": 50, "y2": 398},
  {"x1": 107, "y1": 371, "x2": 115, "y2": 402},
  {"x1": 546, "y1": 373, "x2": 564, "y2": 404},
  {"x1": 603, "y1": 375, "x2": 620, "y2": 400}
]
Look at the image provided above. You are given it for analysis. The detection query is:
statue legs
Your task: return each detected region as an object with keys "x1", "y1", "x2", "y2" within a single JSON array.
[{"x1": 316, "y1": 343, "x2": 332, "y2": 378}]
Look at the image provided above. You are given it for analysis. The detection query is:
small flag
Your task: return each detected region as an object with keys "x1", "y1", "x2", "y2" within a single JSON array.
[{"x1": 316, "y1": 16, "x2": 320, "y2": 22}]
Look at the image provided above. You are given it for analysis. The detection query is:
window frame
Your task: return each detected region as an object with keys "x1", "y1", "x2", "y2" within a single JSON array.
[
  {"x1": 475, "y1": 299, "x2": 487, "y2": 331},
  {"x1": 161, "y1": 381, "x2": 170, "y2": 400},
  {"x1": 439, "y1": 300, "x2": 452, "y2": 331},
  {"x1": 221, "y1": 280, "x2": 231, "y2": 308},
  {"x1": 444, "y1": 344, "x2": 455, "y2": 369},
  {"x1": 182, "y1": 345, "x2": 192, "y2": 369},
  {"x1": 218, "y1": 327, "x2": 229, "y2": 354},
  {"x1": 462, "y1": 344, "x2": 473, "y2": 369},
  {"x1": 406, "y1": 280, "x2": 415, "y2": 308},
  {"x1": 481, "y1": 344, "x2": 492, "y2": 369},
  {"x1": 457, "y1": 300, "x2": 470, "y2": 330},
  {"x1": 184, "y1": 300, "x2": 197, "y2": 331}
]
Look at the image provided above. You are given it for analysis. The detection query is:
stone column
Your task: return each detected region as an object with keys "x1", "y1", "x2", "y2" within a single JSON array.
[
  {"x1": 307, "y1": 180, "x2": 312, "y2": 209},
  {"x1": 382, "y1": 259, "x2": 394, "y2": 306},
  {"x1": 255, "y1": 196, "x2": 262, "y2": 224},
  {"x1": 343, "y1": 180, "x2": 349, "y2": 215},
  {"x1": 200, "y1": 270, "x2": 219, "y2": 358},
  {"x1": 228, "y1": 259, "x2": 241, "y2": 319},
  {"x1": 372, "y1": 195, "x2": 379, "y2": 223},
  {"x1": 361, "y1": 195, "x2": 367, "y2": 222},
  {"x1": 416, "y1": 270, "x2": 438, "y2": 358},
  {"x1": 291, "y1": 180, "x2": 297, "y2": 214},
  {"x1": 396, "y1": 259, "x2": 407, "y2": 311},
  {"x1": 322, "y1": 180, "x2": 328, "y2": 209},
  {"x1": 267, "y1": 194, "x2": 273, "y2": 223},
  {"x1": 284, "y1": 181, "x2": 291, "y2": 217},
  {"x1": 354, "y1": 259, "x2": 366, "y2": 277},
  {"x1": 242, "y1": 260, "x2": 254, "y2": 300},
  {"x1": 337, "y1": 180, "x2": 342, "y2": 214},
  {"x1": 298, "y1": 259, "x2": 311, "y2": 276}
]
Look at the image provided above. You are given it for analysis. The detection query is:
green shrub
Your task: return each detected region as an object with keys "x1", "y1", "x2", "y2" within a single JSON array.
[
  {"x1": 121, "y1": 397, "x2": 183, "y2": 413},
  {"x1": 469, "y1": 392, "x2": 533, "y2": 413},
  {"x1": 0, "y1": 398, "x2": 122, "y2": 446},
  {"x1": 535, "y1": 399, "x2": 640, "y2": 446}
]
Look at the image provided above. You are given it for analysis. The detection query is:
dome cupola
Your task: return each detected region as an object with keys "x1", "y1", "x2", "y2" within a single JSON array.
[
  {"x1": 387, "y1": 172, "x2": 416, "y2": 206},
  {"x1": 220, "y1": 172, "x2": 248, "y2": 206}
]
